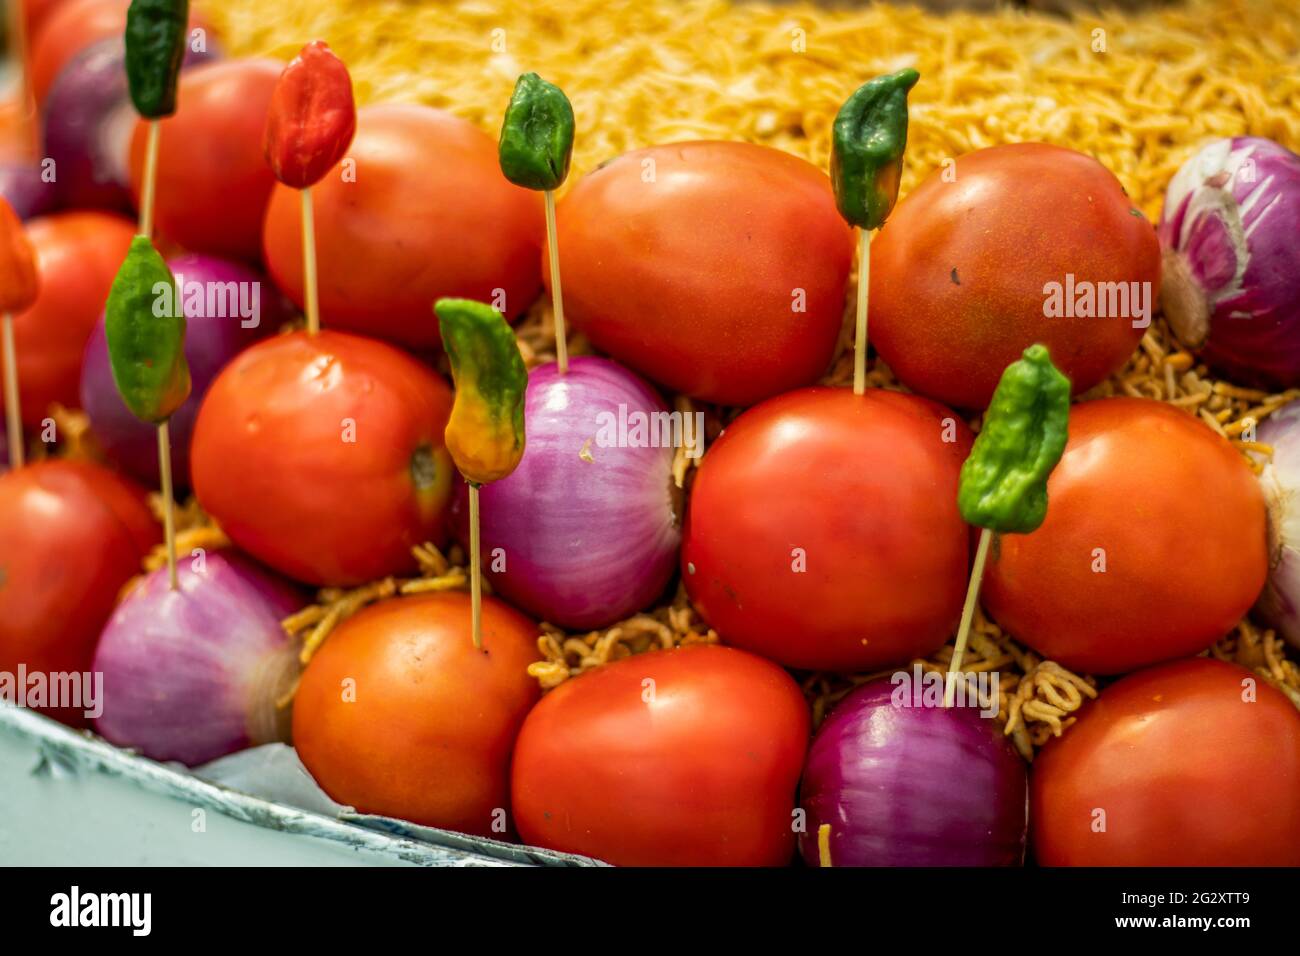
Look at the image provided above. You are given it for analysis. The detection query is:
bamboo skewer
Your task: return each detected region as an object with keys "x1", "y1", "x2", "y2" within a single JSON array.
[
  {"x1": 852, "y1": 228, "x2": 870, "y2": 396},
  {"x1": 944, "y1": 526, "x2": 993, "y2": 707},
  {"x1": 2, "y1": 312, "x2": 23, "y2": 468},
  {"x1": 301, "y1": 186, "x2": 321, "y2": 336}
]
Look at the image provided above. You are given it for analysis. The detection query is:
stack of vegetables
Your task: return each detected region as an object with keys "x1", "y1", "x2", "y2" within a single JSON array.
[{"x1": 1, "y1": 0, "x2": 1299, "y2": 869}]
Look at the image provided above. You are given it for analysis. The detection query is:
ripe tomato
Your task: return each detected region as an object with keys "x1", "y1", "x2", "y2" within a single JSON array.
[
  {"x1": 3, "y1": 211, "x2": 135, "y2": 427},
  {"x1": 190, "y1": 330, "x2": 455, "y2": 586},
  {"x1": 27, "y1": 0, "x2": 126, "y2": 106},
  {"x1": 683, "y1": 387, "x2": 972, "y2": 671},
  {"x1": 870, "y1": 143, "x2": 1160, "y2": 408},
  {"x1": 1032, "y1": 658, "x2": 1300, "y2": 866},
  {"x1": 128, "y1": 59, "x2": 282, "y2": 261},
  {"x1": 0, "y1": 459, "x2": 158, "y2": 724},
  {"x1": 551, "y1": 141, "x2": 854, "y2": 406},
  {"x1": 262, "y1": 105, "x2": 544, "y2": 351},
  {"x1": 511, "y1": 645, "x2": 809, "y2": 866},
  {"x1": 293, "y1": 592, "x2": 540, "y2": 836},
  {"x1": 984, "y1": 397, "x2": 1266, "y2": 674}
]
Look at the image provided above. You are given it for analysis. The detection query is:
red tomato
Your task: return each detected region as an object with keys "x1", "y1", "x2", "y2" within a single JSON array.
[
  {"x1": 551, "y1": 141, "x2": 854, "y2": 406},
  {"x1": 870, "y1": 143, "x2": 1160, "y2": 409},
  {"x1": 27, "y1": 0, "x2": 126, "y2": 106},
  {"x1": 1033, "y1": 658, "x2": 1300, "y2": 866},
  {"x1": 262, "y1": 105, "x2": 544, "y2": 350},
  {"x1": 190, "y1": 330, "x2": 455, "y2": 586},
  {"x1": 0, "y1": 459, "x2": 158, "y2": 723},
  {"x1": 984, "y1": 398, "x2": 1266, "y2": 674},
  {"x1": 511, "y1": 645, "x2": 809, "y2": 866},
  {"x1": 128, "y1": 59, "x2": 282, "y2": 261},
  {"x1": 683, "y1": 387, "x2": 973, "y2": 671},
  {"x1": 292, "y1": 592, "x2": 540, "y2": 836},
  {"x1": 3, "y1": 211, "x2": 135, "y2": 427}
]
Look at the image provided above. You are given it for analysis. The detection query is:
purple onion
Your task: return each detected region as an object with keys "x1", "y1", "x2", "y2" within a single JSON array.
[
  {"x1": 80, "y1": 253, "x2": 288, "y2": 486},
  {"x1": 0, "y1": 160, "x2": 58, "y2": 219},
  {"x1": 43, "y1": 37, "x2": 217, "y2": 211},
  {"x1": 798, "y1": 677, "x2": 1028, "y2": 866},
  {"x1": 1159, "y1": 136, "x2": 1300, "y2": 389},
  {"x1": 1254, "y1": 400, "x2": 1300, "y2": 649},
  {"x1": 92, "y1": 550, "x2": 302, "y2": 766},
  {"x1": 454, "y1": 356, "x2": 682, "y2": 630}
]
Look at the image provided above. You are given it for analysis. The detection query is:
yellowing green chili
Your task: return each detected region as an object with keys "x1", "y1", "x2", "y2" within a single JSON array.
[
  {"x1": 435, "y1": 297, "x2": 528, "y2": 485},
  {"x1": 125, "y1": 0, "x2": 190, "y2": 119},
  {"x1": 831, "y1": 68, "x2": 919, "y2": 230},
  {"x1": 958, "y1": 344, "x2": 1070, "y2": 534},
  {"x1": 498, "y1": 73, "x2": 575, "y2": 192},
  {"x1": 105, "y1": 236, "x2": 190, "y2": 423}
]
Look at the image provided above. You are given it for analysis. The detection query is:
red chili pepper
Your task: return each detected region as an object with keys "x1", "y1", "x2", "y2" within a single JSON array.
[
  {"x1": 0, "y1": 199, "x2": 38, "y2": 315},
  {"x1": 263, "y1": 40, "x2": 357, "y2": 190}
]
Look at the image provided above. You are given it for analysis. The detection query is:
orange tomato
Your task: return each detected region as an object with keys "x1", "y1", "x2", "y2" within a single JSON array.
[
  {"x1": 511, "y1": 645, "x2": 809, "y2": 866},
  {"x1": 870, "y1": 143, "x2": 1160, "y2": 408},
  {"x1": 1032, "y1": 658, "x2": 1300, "y2": 866},
  {"x1": 292, "y1": 592, "x2": 540, "y2": 836},
  {"x1": 190, "y1": 330, "x2": 455, "y2": 586},
  {"x1": 262, "y1": 105, "x2": 544, "y2": 350},
  {"x1": 3, "y1": 211, "x2": 135, "y2": 427},
  {"x1": 551, "y1": 141, "x2": 854, "y2": 406},
  {"x1": 128, "y1": 59, "x2": 282, "y2": 261},
  {"x1": 0, "y1": 459, "x2": 158, "y2": 723},
  {"x1": 683, "y1": 387, "x2": 972, "y2": 671},
  {"x1": 984, "y1": 398, "x2": 1266, "y2": 674}
]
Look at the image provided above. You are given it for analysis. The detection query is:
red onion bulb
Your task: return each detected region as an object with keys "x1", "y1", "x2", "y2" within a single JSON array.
[
  {"x1": 1255, "y1": 399, "x2": 1300, "y2": 650},
  {"x1": 798, "y1": 677, "x2": 1028, "y2": 866},
  {"x1": 1159, "y1": 136, "x2": 1300, "y2": 388},
  {"x1": 92, "y1": 551, "x2": 302, "y2": 766},
  {"x1": 455, "y1": 356, "x2": 682, "y2": 630}
]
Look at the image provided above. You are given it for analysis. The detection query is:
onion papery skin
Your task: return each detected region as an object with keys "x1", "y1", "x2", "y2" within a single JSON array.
[
  {"x1": 1255, "y1": 399, "x2": 1300, "y2": 649},
  {"x1": 80, "y1": 253, "x2": 284, "y2": 486},
  {"x1": 42, "y1": 37, "x2": 217, "y2": 212},
  {"x1": 0, "y1": 162, "x2": 58, "y2": 219},
  {"x1": 454, "y1": 356, "x2": 681, "y2": 630},
  {"x1": 92, "y1": 551, "x2": 302, "y2": 766},
  {"x1": 1159, "y1": 136, "x2": 1300, "y2": 389},
  {"x1": 797, "y1": 679, "x2": 1028, "y2": 867}
]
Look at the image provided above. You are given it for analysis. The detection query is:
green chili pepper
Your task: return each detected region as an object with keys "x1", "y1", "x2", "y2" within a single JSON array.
[
  {"x1": 958, "y1": 344, "x2": 1070, "y2": 534},
  {"x1": 105, "y1": 236, "x2": 190, "y2": 423},
  {"x1": 125, "y1": 0, "x2": 190, "y2": 118},
  {"x1": 498, "y1": 72, "x2": 575, "y2": 191},
  {"x1": 831, "y1": 68, "x2": 919, "y2": 230},
  {"x1": 435, "y1": 298, "x2": 528, "y2": 485}
]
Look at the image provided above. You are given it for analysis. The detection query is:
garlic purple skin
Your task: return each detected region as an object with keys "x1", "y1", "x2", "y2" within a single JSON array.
[
  {"x1": 1158, "y1": 136, "x2": 1300, "y2": 390},
  {"x1": 1255, "y1": 400, "x2": 1300, "y2": 650}
]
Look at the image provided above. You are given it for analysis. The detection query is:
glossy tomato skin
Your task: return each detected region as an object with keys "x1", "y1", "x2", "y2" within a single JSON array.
[
  {"x1": 984, "y1": 398, "x2": 1266, "y2": 674},
  {"x1": 4, "y1": 211, "x2": 135, "y2": 427},
  {"x1": 512, "y1": 645, "x2": 810, "y2": 866},
  {"x1": 292, "y1": 592, "x2": 540, "y2": 836},
  {"x1": 0, "y1": 460, "x2": 158, "y2": 724},
  {"x1": 262, "y1": 105, "x2": 544, "y2": 350},
  {"x1": 871, "y1": 143, "x2": 1160, "y2": 409},
  {"x1": 683, "y1": 387, "x2": 973, "y2": 671},
  {"x1": 551, "y1": 141, "x2": 854, "y2": 406},
  {"x1": 190, "y1": 330, "x2": 455, "y2": 586},
  {"x1": 128, "y1": 59, "x2": 282, "y2": 260},
  {"x1": 1033, "y1": 658, "x2": 1300, "y2": 866}
]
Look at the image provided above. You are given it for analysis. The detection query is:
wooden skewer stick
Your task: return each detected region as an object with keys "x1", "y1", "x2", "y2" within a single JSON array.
[
  {"x1": 135, "y1": 118, "x2": 179, "y2": 588},
  {"x1": 2, "y1": 312, "x2": 23, "y2": 468},
  {"x1": 301, "y1": 186, "x2": 321, "y2": 336},
  {"x1": 544, "y1": 189, "x2": 567, "y2": 374},
  {"x1": 157, "y1": 420, "x2": 178, "y2": 589},
  {"x1": 852, "y1": 227, "x2": 871, "y2": 396},
  {"x1": 138, "y1": 120, "x2": 162, "y2": 238},
  {"x1": 944, "y1": 526, "x2": 993, "y2": 707},
  {"x1": 467, "y1": 482, "x2": 483, "y2": 649},
  {"x1": 817, "y1": 823, "x2": 833, "y2": 868}
]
